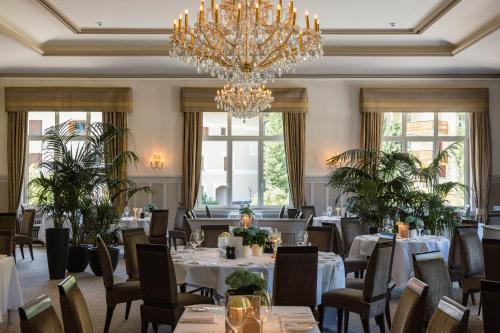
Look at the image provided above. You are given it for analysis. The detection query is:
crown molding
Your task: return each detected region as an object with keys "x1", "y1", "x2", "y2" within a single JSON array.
[
  {"x1": 0, "y1": 19, "x2": 44, "y2": 54},
  {"x1": 452, "y1": 15, "x2": 500, "y2": 55}
]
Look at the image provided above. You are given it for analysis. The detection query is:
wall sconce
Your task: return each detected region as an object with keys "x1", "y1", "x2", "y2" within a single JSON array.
[{"x1": 150, "y1": 153, "x2": 164, "y2": 169}]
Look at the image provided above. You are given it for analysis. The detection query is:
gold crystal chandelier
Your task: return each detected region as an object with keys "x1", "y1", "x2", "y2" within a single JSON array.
[
  {"x1": 215, "y1": 85, "x2": 274, "y2": 119},
  {"x1": 169, "y1": 0, "x2": 323, "y2": 88}
]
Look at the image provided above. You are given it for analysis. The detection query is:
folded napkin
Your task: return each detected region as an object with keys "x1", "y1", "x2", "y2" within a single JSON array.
[{"x1": 179, "y1": 312, "x2": 217, "y2": 324}]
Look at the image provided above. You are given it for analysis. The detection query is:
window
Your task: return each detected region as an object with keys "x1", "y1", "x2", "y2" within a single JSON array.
[
  {"x1": 25, "y1": 112, "x2": 102, "y2": 203},
  {"x1": 199, "y1": 112, "x2": 289, "y2": 208},
  {"x1": 382, "y1": 112, "x2": 469, "y2": 206}
]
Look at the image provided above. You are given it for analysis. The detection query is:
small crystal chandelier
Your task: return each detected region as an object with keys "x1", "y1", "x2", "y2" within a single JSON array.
[
  {"x1": 169, "y1": 0, "x2": 323, "y2": 88},
  {"x1": 215, "y1": 85, "x2": 274, "y2": 120}
]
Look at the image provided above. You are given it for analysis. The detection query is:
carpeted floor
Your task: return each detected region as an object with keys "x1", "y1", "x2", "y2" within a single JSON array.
[{"x1": 0, "y1": 246, "x2": 484, "y2": 332}]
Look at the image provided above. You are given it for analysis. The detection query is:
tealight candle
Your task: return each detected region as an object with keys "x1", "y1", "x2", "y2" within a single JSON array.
[{"x1": 336, "y1": 207, "x2": 341, "y2": 216}]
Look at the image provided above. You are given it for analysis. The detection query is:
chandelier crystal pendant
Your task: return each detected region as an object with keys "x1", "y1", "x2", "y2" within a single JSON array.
[
  {"x1": 215, "y1": 85, "x2": 274, "y2": 120},
  {"x1": 169, "y1": 0, "x2": 323, "y2": 88}
]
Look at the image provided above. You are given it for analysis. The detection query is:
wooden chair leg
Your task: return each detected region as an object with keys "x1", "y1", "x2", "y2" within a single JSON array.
[
  {"x1": 125, "y1": 301, "x2": 132, "y2": 319},
  {"x1": 153, "y1": 322, "x2": 159, "y2": 333},
  {"x1": 385, "y1": 292, "x2": 392, "y2": 329},
  {"x1": 470, "y1": 292, "x2": 476, "y2": 305},
  {"x1": 337, "y1": 309, "x2": 344, "y2": 333},
  {"x1": 141, "y1": 318, "x2": 148, "y2": 333},
  {"x1": 19, "y1": 244, "x2": 25, "y2": 259},
  {"x1": 461, "y1": 292, "x2": 469, "y2": 306},
  {"x1": 361, "y1": 317, "x2": 371, "y2": 333},
  {"x1": 343, "y1": 311, "x2": 349, "y2": 333},
  {"x1": 104, "y1": 305, "x2": 115, "y2": 333},
  {"x1": 360, "y1": 270, "x2": 364, "y2": 279},
  {"x1": 375, "y1": 314, "x2": 386, "y2": 333},
  {"x1": 354, "y1": 271, "x2": 359, "y2": 278},
  {"x1": 318, "y1": 304, "x2": 325, "y2": 330},
  {"x1": 180, "y1": 283, "x2": 187, "y2": 293},
  {"x1": 28, "y1": 244, "x2": 34, "y2": 260}
]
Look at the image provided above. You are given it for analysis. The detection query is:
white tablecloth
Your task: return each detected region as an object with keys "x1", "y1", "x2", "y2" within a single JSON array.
[
  {"x1": 118, "y1": 217, "x2": 151, "y2": 235},
  {"x1": 349, "y1": 234, "x2": 450, "y2": 288},
  {"x1": 0, "y1": 257, "x2": 23, "y2": 323},
  {"x1": 173, "y1": 248, "x2": 345, "y2": 304},
  {"x1": 313, "y1": 216, "x2": 342, "y2": 234},
  {"x1": 174, "y1": 306, "x2": 320, "y2": 333}
]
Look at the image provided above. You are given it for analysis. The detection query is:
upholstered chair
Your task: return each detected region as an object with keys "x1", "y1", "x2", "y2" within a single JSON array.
[
  {"x1": 480, "y1": 279, "x2": 500, "y2": 333},
  {"x1": 457, "y1": 230, "x2": 484, "y2": 306},
  {"x1": 122, "y1": 227, "x2": 149, "y2": 281},
  {"x1": 97, "y1": 236, "x2": 142, "y2": 333},
  {"x1": 412, "y1": 251, "x2": 454, "y2": 324},
  {"x1": 448, "y1": 225, "x2": 477, "y2": 285},
  {"x1": 200, "y1": 224, "x2": 229, "y2": 248},
  {"x1": 15, "y1": 209, "x2": 35, "y2": 260},
  {"x1": 168, "y1": 206, "x2": 189, "y2": 250},
  {"x1": 319, "y1": 239, "x2": 393, "y2": 333},
  {"x1": 58, "y1": 275, "x2": 93, "y2": 333},
  {"x1": 482, "y1": 238, "x2": 500, "y2": 281},
  {"x1": 287, "y1": 208, "x2": 298, "y2": 219},
  {"x1": 136, "y1": 244, "x2": 213, "y2": 332},
  {"x1": 340, "y1": 217, "x2": 369, "y2": 278},
  {"x1": 273, "y1": 246, "x2": 318, "y2": 309},
  {"x1": 0, "y1": 230, "x2": 13, "y2": 256},
  {"x1": 306, "y1": 226, "x2": 334, "y2": 252},
  {"x1": 278, "y1": 205, "x2": 285, "y2": 218},
  {"x1": 19, "y1": 295, "x2": 64, "y2": 333},
  {"x1": 149, "y1": 209, "x2": 169, "y2": 245},
  {"x1": 205, "y1": 205, "x2": 212, "y2": 218},
  {"x1": 425, "y1": 297, "x2": 469, "y2": 333},
  {"x1": 391, "y1": 277, "x2": 428, "y2": 333},
  {"x1": 321, "y1": 223, "x2": 344, "y2": 257},
  {"x1": 300, "y1": 205, "x2": 316, "y2": 219},
  {"x1": 0, "y1": 212, "x2": 17, "y2": 259}
]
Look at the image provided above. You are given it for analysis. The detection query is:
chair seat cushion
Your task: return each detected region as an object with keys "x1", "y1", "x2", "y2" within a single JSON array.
[
  {"x1": 345, "y1": 278, "x2": 365, "y2": 290},
  {"x1": 462, "y1": 277, "x2": 483, "y2": 292},
  {"x1": 322, "y1": 288, "x2": 385, "y2": 318},
  {"x1": 15, "y1": 234, "x2": 32, "y2": 244},
  {"x1": 178, "y1": 293, "x2": 214, "y2": 307},
  {"x1": 344, "y1": 255, "x2": 368, "y2": 273},
  {"x1": 107, "y1": 281, "x2": 142, "y2": 305}
]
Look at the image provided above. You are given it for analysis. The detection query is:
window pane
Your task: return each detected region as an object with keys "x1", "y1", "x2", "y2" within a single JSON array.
[
  {"x1": 383, "y1": 113, "x2": 402, "y2": 137},
  {"x1": 263, "y1": 141, "x2": 289, "y2": 206},
  {"x1": 232, "y1": 141, "x2": 258, "y2": 206},
  {"x1": 232, "y1": 115, "x2": 259, "y2": 136},
  {"x1": 90, "y1": 112, "x2": 102, "y2": 123},
  {"x1": 439, "y1": 141, "x2": 465, "y2": 206},
  {"x1": 264, "y1": 113, "x2": 283, "y2": 136},
  {"x1": 201, "y1": 141, "x2": 228, "y2": 206},
  {"x1": 406, "y1": 113, "x2": 434, "y2": 136},
  {"x1": 438, "y1": 113, "x2": 466, "y2": 136},
  {"x1": 407, "y1": 141, "x2": 434, "y2": 166},
  {"x1": 382, "y1": 141, "x2": 402, "y2": 153},
  {"x1": 28, "y1": 112, "x2": 55, "y2": 136},
  {"x1": 203, "y1": 112, "x2": 227, "y2": 137},
  {"x1": 59, "y1": 111, "x2": 86, "y2": 123}
]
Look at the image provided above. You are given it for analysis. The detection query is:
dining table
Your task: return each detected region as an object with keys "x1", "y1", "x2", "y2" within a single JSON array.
[
  {"x1": 172, "y1": 248, "x2": 345, "y2": 304},
  {"x1": 312, "y1": 216, "x2": 342, "y2": 235},
  {"x1": 0, "y1": 256, "x2": 23, "y2": 323},
  {"x1": 349, "y1": 234, "x2": 450, "y2": 288}
]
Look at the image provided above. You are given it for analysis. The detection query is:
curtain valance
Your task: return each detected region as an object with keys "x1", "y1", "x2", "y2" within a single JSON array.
[
  {"x1": 360, "y1": 88, "x2": 489, "y2": 113},
  {"x1": 180, "y1": 87, "x2": 308, "y2": 113},
  {"x1": 5, "y1": 87, "x2": 132, "y2": 113}
]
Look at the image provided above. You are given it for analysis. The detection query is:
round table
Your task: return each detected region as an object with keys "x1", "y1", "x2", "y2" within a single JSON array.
[
  {"x1": 349, "y1": 234, "x2": 450, "y2": 288},
  {"x1": 172, "y1": 248, "x2": 345, "y2": 304}
]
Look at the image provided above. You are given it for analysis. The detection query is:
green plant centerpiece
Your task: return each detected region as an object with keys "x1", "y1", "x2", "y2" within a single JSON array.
[
  {"x1": 225, "y1": 270, "x2": 268, "y2": 296},
  {"x1": 144, "y1": 202, "x2": 157, "y2": 214},
  {"x1": 232, "y1": 227, "x2": 253, "y2": 246},
  {"x1": 239, "y1": 204, "x2": 255, "y2": 228}
]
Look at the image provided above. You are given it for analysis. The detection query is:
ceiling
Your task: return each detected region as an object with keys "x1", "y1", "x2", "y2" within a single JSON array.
[{"x1": 0, "y1": 0, "x2": 499, "y2": 77}]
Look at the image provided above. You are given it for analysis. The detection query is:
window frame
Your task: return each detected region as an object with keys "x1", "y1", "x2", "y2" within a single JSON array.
[
  {"x1": 381, "y1": 112, "x2": 470, "y2": 207},
  {"x1": 199, "y1": 112, "x2": 289, "y2": 209}
]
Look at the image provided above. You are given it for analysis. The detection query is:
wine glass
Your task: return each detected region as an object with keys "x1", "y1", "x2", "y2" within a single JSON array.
[
  {"x1": 123, "y1": 206, "x2": 130, "y2": 218},
  {"x1": 296, "y1": 230, "x2": 308, "y2": 246},
  {"x1": 269, "y1": 232, "x2": 281, "y2": 258},
  {"x1": 226, "y1": 296, "x2": 251, "y2": 333},
  {"x1": 190, "y1": 230, "x2": 201, "y2": 259},
  {"x1": 197, "y1": 229, "x2": 205, "y2": 248},
  {"x1": 326, "y1": 206, "x2": 333, "y2": 217},
  {"x1": 252, "y1": 291, "x2": 272, "y2": 329}
]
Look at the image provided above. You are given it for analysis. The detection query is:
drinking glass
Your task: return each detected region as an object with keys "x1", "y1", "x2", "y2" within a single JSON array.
[
  {"x1": 269, "y1": 232, "x2": 281, "y2": 258},
  {"x1": 296, "y1": 230, "x2": 308, "y2": 246},
  {"x1": 326, "y1": 206, "x2": 333, "y2": 217},
  {"x1": 123, "y1": 206, "x2": 130, "y2": 218},
  {"x1": 226, "y1": 296, "x2": 251, "y2": 333},
  {"x1": 190, "y1": 230, "x2": 201, "y2": 259},
  {"x1": 197, "y1": 229, "x2": 205, "y2": 248},
  {"x1": 417, "y1": 226, "x2": 424, "y2": 239}
]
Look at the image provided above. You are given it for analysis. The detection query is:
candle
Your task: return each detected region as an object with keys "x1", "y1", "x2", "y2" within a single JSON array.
[
  {"x1": 292, "y1": 7, "x2": 296, "y2": 25},
  {"x1": 255, "y1": 3, "x2": 259, "y2": 22},
  {"x1": 276, "y1": 4, "x2": 281, "y2": 22},
  {"x1": 184, "y1": 9, "x2": 189, "y2": 31},
  {"x1": 178, "y1": 14, "x2": 182, "y2": 31},
  {"x1": 215, "y1": 4, "x2": 219, "y2": 23},
  {"x1": 336, "y1": 207, "x2": 341, "y2": 217},
  {"x1": 305, "y1": 10, "x2": 309, "y2": 29},
  {"x1": 211, "y1": 0, "x2": 214, "y2": 9},
  {"x1": 237, "y1": 3, "x2": 241, "y2": 22},
  {"x1": 398, "y1": 223, "x2": 409, "y2": 239}
]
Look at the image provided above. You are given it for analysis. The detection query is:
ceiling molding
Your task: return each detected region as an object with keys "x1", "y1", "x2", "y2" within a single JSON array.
[
  {"x1": 35, "y1": 0, "x2": 461, "y2": 36},
  {"x1": 0, "y1": 19, "x2": 44, "y2": 54},
  {"x1": 452, "y1": 15, "x2": 500, "y2": 55}
]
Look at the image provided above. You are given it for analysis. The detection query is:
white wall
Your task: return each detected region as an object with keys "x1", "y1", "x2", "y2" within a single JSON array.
[{"x1": 0, "y1": 77, "x2": 499, "y2": 214}]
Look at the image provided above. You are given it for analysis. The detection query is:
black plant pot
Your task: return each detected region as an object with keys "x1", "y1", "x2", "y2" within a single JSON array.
[
  {"x1": 368, "y1": 226, "x2": 378, "y2": 234},
  {"x1": 46, "y1": 228, "x2": 70, "y2": 280},
  {"x1": 67, "y1": 245, "x2": 89, "y2": 273},
  {"x1": 88, "y1": 246, "x2": 119, "y2": 276}
]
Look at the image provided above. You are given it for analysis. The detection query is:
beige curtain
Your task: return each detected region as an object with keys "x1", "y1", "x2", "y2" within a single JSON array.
[
  {"x1": 283, "y1": 112, "x2": 306, "y2": 209},
  {"x1": 471, "y1": 112, "x2": 492, "y2": 223},
  {"x1": 360, "y1": 112, "x2": 382, "y2": 150},
  {"x1": 102, "y1": 112, "x2": 128, "y2": 213},
  {"x1": 182, "y1": 112, "x2": 203, "y2": 210},
  {"x1": 7, "y1": 112, "x2": 27, "y2": 211}
]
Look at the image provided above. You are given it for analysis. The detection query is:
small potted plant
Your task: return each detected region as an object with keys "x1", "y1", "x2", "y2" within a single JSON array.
[
  {"x1": 249, "y1": 228, "x2": 269, "y2": 256},
  {"x1": 239, "y1": 204, "x2": 254, "y2": 228},
  {"x1": 144, "y1": 202, "x2": 157, "y2": 218},
  {"x1": 225, "y1": 270, "x2": 268, "y2": 296},
  {"x1": 232, "y1": 227, "x2": 252, "y2": 258},
  {"x1": 406, "y1": 216, "x2": 424, "y2": 238}
]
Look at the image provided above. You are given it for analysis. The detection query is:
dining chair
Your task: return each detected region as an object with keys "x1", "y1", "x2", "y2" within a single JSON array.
[
  {"x1": 168, "y1": 206, "x2": 188, "y2": 250},
  {"x1": 273, "y1": 246, "x2": 318, "y2": 309},
  {"x1": 19, "y1": 294, "x2": 64, "y2": 333},
  {"x1": 412, "y1": 251, "x2": 454, "y2": 325},
  {"x1": 340, "y1": 217, "x2": 368, "y2": 278},
  {"x1": 149, "y1": 209, "x2": 169, "y2": 245},
  {"x1": 15, "y1": 209, "x2": 35, "y2": 260},
  {"x1": 305, "y1": 215, "x2": 314, "y2": 229},
  {"x1": 200, "y1": 224, "x2": 229, "y2": 248},
  {"x1": 457, "y1": 230, "x2": 484, "y2": 306},
  {"x1": 448, "y1": 225, "x2": 477, "y2": 285},
  {"x1": 488, "y1": 212, "x2": 500, "y2": 225},
  {"x1": 482, "y1": 238, "x2": 500, "y2": 281},
  {"x1": 480, "y1": 279, "x2": 500, "y2": 333},
  {"x1": 300, "y1": 205, "x2": 316, "y2": 219},
  {"x1": 0, "y1": 230, "x2": 14, "y2": 256},
  {"x1": 482, "y1": 225, "x2": 500, "y2": 240},
  {"x1": 319, "y1": 238, "x2": 394, "y2": 333},
  {"x1": 425, "y1": 296, "x2": 469, "y2": 333},
  {"x1": 278, "y1": 205, "x2": 285, "y2": 218},
  {"x1": 205, "y1": 205, "x2": 212, "y2": 218},
  {"x1": 321, "y1": 223, "x2": 344, "y2": 256},
  {"x1": 0, "y1": 212, "x2": 18, "y2": 259},
  {"x1": 97, "y1": 236, "x2": 142, "y2": 333},
  {"x1": 306, "y1": 226, "x2": 334, "y2": 252},
  {"x1": 58, "y1": 275, "x2": 94, "y2": 333},
  {"x1": 391, "y1": 277, "x2": 428, "y2": 333},
  {"x1": 136, "y1": 243, "x2": 213, "y2": 332},
  {"x1": 122, "y1": 227, "x2": 149, "y2": 281},
  {"x1": 287, "y1": 208, "x2": 298, "y2": 219},
  {"x1": 295, "y1": 211, "x2": 304, "y2": 219}
]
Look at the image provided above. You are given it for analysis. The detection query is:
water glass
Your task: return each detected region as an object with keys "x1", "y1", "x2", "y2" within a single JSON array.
[
  {"x1": 326, "y1": 206, "x2": 333, "y2": 217},
  {"x1": 226, "y1": 296, "x2": 251, "y2": 333},
  {"x1": 296, "y1": 230, "x2": 308, "y2": 246},
  {"x1": 123, "y1": 206, "x2": 130, "y2": 217}
]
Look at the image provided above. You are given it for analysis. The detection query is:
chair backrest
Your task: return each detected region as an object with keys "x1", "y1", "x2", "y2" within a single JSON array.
[
  {"x1": 122, "y1": 228, "x2": 149, "y2": 280},
  {"x1": 19, "y1": 295, "x2": 64, "y2": 333},
  {"x1": 295, "y1": 211, "x2": 304, "y2": 219},
  {"x1": 482, "y1": 225, "x2": 500, "y2": 240},
  {"x1": 482, "y1": 238, "x2": 500, "y2": 281},
  {"x1": 136, "y1": 244, "x2": 178, "y2": 307},
  {"x1": 458, "y1": 230, "x2": 484, "y2": 278},
  {"x1": 305, "y1": 215, "x2": 313, "y2": 229},
  {"x1": 205, "y1": 205, "x2": 212, "y2": 218},
  {"x1": 201, "y1": 225, "x2": 230, "y2": 248},
  {"x1": 0, "y1": 230, "x2": 13, "y2": 256},
  {"x1": 287, "y1": 208, "x2": 298, "y2": 219},
  {"x1": 300, "y1": 206, "x2": 316, "y2": 219},
  {"x1": 19, "y1": 209, "x2": 36, "y2": 236},
  {"x1": 150, "y1": 209, "x2": 169, "y2": 238},
  {"x1": 58, "y1": 276, "x2": 93, "y2": 333},
  {"x1": 0, "y1": 212, "x2": 17, "y2": 234},
  {"x1": 481, "y1": 279, "x2": 500, "y2": 333},
  {"x1": 448, "y1": 226, "x2": 477, "y2": 277},
  {"x1": 413, "y1": 251, "x2": 453, "y2": 321},
  {"x1": 273, "y1": 246, "x2": 318, "y2": 307},
  {"x1": 391, "y1": 277, "x2": 429, "y2": 333},
  {"x1": 378, "y1": 232, "x2": 396, "y2": 284},
  {"x1": 362, "y1": 239, "x2": 393, "y2": 302},
  {"x1": 183, "y1": 215, "x2": 193, "y2": 241},
  {"x1": 306, "y1": 226, "x2": 333, "y2": 252},
  {"x1": 425, "y1": 296, "x2": 469, "y2": 333},
  {"x1": 278, "y1": 205, "x2": 285, "y2": 218},
  {"x1": 97, "y1": 236, "x2": 114, "y2": 289},
  {"x1": 324, "y1": 223, "x2": 345, "y2": 257},
  {"x1": 488, "y1": 212, "x2": 500, "y2": 225},
  {"x1": 340, "y1": 217, "x2": 363, "y2": 254},
  {"x1": 174, "y1": 207, "x2": 188, "y2": 230}
]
